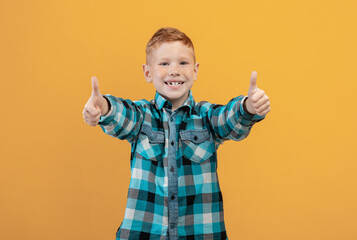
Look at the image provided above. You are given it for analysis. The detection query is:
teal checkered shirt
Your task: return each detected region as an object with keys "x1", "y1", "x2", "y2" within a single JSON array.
[{"x1": 98, "y1": 91, "x2": 264, "y2": 240}]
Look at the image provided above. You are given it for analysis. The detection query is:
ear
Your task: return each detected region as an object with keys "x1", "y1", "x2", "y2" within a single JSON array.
[
  {"x1": 193, "y1": 62, "x2": 199, "y2": 81},
  {"x1": 143, "y1": 64, "x2": 152, "y2": 83}
]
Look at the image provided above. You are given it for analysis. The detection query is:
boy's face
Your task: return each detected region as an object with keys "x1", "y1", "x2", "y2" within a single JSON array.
[{"x1": 143, "y1": 41, "x2": 199, "y2": 110}]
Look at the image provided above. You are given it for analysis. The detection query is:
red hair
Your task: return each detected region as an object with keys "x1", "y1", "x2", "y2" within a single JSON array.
[{"x1": 146, "y1": 27, "x2": 196, "y2": 63}]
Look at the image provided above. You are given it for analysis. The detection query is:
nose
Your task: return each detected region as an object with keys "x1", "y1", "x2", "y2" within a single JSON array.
[{"x1": 168, "y1": 64, "x2": 180, "y2": 77}]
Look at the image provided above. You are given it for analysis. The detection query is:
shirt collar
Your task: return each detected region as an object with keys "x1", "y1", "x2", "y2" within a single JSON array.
[{"x1": 154, "y1": 90, "x2": 196, "y2": 114}]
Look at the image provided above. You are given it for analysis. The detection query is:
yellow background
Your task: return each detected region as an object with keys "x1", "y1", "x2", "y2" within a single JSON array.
[{"x1": 1, "y1": 0, "x2": 356, "y2": 239}]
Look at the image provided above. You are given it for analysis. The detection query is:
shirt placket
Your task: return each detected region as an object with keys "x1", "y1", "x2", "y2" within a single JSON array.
[{"x1": 166, "y1": 109, "x2": 179, "y2": 239}]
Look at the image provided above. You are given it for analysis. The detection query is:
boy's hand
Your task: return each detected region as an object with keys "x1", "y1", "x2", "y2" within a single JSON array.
[
  {"x1": 244, "y1": 71, "x2": 271, "y2": 116},
  {"x1": 82, "y1": 76, "x2": 109, "y2": 126}
]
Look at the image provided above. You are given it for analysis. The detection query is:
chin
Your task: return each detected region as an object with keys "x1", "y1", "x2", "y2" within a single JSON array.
[{"x1": 168, "y1": 93, "x2": 186, "y2": 99}]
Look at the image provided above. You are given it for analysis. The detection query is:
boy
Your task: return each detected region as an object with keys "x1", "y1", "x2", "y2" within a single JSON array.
[{"x1": 82, "y1": 27, "x2": 270, "y2": 240}]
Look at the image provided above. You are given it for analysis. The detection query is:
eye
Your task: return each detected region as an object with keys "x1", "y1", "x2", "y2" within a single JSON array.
[
  {"x1": 180, "y1": 61, "x2": 188, "y2": 65},
  {"x1": 159, "y1": 62, "x2": 169, "y2": 66}
]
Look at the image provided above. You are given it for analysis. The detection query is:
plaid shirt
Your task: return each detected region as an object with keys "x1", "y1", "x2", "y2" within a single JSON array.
[{"x1": 98, "y1": 91, "x2": 264, "y2": 240}]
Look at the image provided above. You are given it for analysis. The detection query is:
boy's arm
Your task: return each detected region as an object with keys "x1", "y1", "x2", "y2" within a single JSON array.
[
  {"x1": 207, "y1": 71, "x2": 270, "y2": 142},
  {"x1": 82, "y1": 76, "x2": 143, "y2": 142},
  {"x1": 98, "y1": 95, "x2": 143, "y2": 142}
]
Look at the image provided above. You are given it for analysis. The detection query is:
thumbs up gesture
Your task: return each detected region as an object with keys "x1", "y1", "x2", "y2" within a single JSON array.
[
  {"x1": 82, "y1": 76, "x2": 109, "y2": 126},
  {"x1": 244, "y1": 71, "x2": 271, "y2": 116}
]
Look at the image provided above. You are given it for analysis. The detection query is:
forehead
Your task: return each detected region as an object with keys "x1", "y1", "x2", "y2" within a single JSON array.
[{"x1": 148, "y1": 41, "x2": 195, "y2": 61}]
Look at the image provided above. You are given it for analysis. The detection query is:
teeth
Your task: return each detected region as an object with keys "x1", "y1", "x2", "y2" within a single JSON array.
[{"x1": 167, "y1": 82, "x2": 182, "y2": 86}]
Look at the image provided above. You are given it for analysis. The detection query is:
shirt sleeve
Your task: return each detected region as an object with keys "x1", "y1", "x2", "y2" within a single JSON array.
[
  {"x1": 98, "y1": 94, "x2": 144, "y2": 142},
  {"x1": 207, "y1": 95, "x2": 265, "y2": 143}
]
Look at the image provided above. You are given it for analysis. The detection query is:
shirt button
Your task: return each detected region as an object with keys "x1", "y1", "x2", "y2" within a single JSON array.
[
  {"x1": 171, "y1": 141, "x2": 174, "y2": 146},
  {"x1": 170, "y1": 166, "x2": 175, "y2": 172},
  {"x1": 171, "y1": 195, "x2": 175, "y2": 200},
  {"x1": 171, "y1": 223, "x2": 175, "y2": 229}
]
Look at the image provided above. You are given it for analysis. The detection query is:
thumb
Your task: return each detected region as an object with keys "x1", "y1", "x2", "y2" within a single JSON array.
[
  {"x1": 91, "y1": 76, "x2": 102, "y2": 97},
  {"x1": 248, "y1": 71, "x2": 258, "y2": 96}
]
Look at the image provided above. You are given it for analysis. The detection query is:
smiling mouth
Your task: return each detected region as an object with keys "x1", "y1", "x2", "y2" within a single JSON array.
[{"x1": 165, "y1": 82, "x2": 184, "y2": 86}]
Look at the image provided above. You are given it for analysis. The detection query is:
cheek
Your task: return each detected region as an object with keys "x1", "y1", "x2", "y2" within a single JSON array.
[
  {"x1": 156, "y1": 68, "x2": 167, "y2": 76},
  {"x1": 184, "y1": 70, "x2": 196, "y2": 79}
]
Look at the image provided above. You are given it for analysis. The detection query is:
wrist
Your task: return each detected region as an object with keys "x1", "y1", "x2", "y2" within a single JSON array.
[
  {"x1": 243, "y1": 97, "x2": 255, "y2": 115},
  {"x1": 101, "y1": 96, "x2": 110, "y2": 116}
]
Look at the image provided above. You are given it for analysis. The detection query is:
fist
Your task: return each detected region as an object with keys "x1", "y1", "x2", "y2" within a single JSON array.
[
  {"x1": 244, "y1": 71, "x2": 271, "y2": 116},
  {"x1": 82, "y1": 76, "x2": 109, "y2": 126}
]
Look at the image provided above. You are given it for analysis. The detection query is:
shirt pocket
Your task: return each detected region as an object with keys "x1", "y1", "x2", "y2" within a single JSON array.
[
  {"x1": 179, "y1": 129, "x2": 215, "y2": 164},
  {"x1": 136, "y1": 125, "x2": 165, "y2": 161}
]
